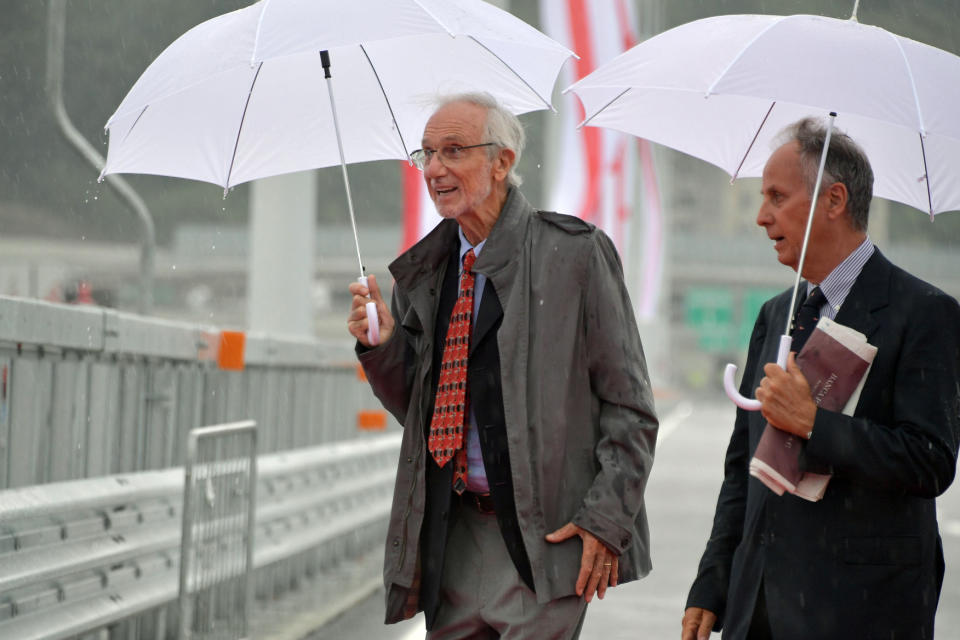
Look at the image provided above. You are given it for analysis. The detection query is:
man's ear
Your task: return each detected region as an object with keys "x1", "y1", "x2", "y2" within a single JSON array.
[
  {"x1": 493, "y1": 147, "x2": 516, "y2": 183},
  {"x1": 824, "y1": 181, "x2": 849, "y2": 221}
]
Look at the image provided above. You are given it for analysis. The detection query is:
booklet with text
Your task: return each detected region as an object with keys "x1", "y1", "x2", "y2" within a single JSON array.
[{"x1": 749, "y1": 317, "x2": 877, "y2": 502}]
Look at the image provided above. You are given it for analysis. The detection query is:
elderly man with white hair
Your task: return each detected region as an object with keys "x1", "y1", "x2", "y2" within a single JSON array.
[{"x1": 347, "y1": 92, "x2": 658, "y2": 639}]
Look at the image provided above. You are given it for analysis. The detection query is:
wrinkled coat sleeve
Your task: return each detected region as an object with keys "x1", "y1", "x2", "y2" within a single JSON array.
[
  {"x1": 684, "y1": 302, "x2": 770, "y2": 629},
  {"x1": 571, "y1": 231, "x2": 659, "y2": 554},
  {"x1": 357, "y1": 286, "x2": 416, "y2": 425}
]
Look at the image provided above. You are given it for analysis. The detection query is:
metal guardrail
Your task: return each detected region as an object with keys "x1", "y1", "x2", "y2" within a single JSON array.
[
  {"x1": 0, "y1": 294, "x2": 395, "y2": 489},
  {"x1": 0, "y1": 430, "x2": 401, "y2": 640}
]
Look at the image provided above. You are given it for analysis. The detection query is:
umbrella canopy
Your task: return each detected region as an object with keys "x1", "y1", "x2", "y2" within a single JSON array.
[
  {"x1": 567, "y1": 12, "x2": 960, "y2": 409},
  {"x1": 102, "y1": 0, "x2": 574, "y2": 346},
  {"x1": 102, "y1": 0, "x2": 574, "y2": 190},
  {"x1": 567, "y1": 13, "x2": 960, "y2": 217}
]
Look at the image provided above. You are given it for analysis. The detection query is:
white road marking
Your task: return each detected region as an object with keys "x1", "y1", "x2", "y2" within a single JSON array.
[
  {"x1": 657, "y1": 400, "x2": 694, "y2": 443},
  {"x1": 401, "y1": 623, "x2": 427, "y2": 640}
]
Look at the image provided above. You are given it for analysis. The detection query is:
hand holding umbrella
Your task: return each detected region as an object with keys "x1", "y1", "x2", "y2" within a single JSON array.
[{"x1": 349, "y1": 274, "x2": 393, "y2": 347}]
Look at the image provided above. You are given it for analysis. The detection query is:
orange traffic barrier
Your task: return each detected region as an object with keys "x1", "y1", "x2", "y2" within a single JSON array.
[
  {"x1": 357, "y1": 409, "x2": 387, "y2": 431},
  {"x1": 218, "y1": 331, "x2": 246, "y2": 371}
]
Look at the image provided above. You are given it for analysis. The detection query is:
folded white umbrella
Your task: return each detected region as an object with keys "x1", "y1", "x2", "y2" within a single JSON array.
[
  {"x1": 567, "y1": 11, "x2": 960, "y2": 408},
  {"x1": 102, "y1": 0, "x2": 574, "y2": 343}
]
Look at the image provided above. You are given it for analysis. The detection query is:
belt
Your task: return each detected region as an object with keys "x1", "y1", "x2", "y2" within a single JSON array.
[{"x1": 461, "y1": 491, "x2": 496, "y2": 515}]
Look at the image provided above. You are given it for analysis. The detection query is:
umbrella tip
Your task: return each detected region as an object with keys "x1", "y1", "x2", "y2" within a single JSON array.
[{"x1": 849, "y1": 0, "x2": 861, "y2": 22}]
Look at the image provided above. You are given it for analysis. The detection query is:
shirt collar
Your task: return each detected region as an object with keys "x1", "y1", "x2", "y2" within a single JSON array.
[
  {"x1": 458, "y1": 226, "x2": 486, "y2": 269},
  {"x1": 809, "y1": 236, "x2": 875, "y2": 312}
]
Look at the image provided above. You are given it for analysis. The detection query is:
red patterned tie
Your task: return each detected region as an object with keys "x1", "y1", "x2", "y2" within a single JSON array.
[{"x1": 428, "y1": 248, "x2": 475, "y2": 494}]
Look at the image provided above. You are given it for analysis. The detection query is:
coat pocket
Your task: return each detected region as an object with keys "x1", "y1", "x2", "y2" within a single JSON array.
[{"x1": 842, "y1": 535, "x2": 921, "y2": 566}]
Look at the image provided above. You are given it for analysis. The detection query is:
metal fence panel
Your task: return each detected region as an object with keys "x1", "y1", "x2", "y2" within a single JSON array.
[
  {"x1": 144, "y1": 364, "x2": 178, "y2": 470},
  {"x1": 0, "y1": 355, "x2": 12, "y2": 489},
  {"x1": 274, "y1": 371, "x2": 295, "y2": 451},
  {"x1": 87, "y1": 362, "x2": 120, "y2": 478},
  {"x1": 8, "y1": 354, "x2": 53, "y2": 487},
  {"x1": 49, "y1": 355, "x2": 88, "y2": 482},
  {"x1": 0, "y1": 294, "x2": 399, "y2": 487},
  {"x1": 174, "y1": 367, "x2": 205, "y2": 468},
  {"x1": 179, "y1": 421, "x2": 257, "y2": 640},
  {"x1": 200, "y1": 371, "x2": 228, "y2": 429},
  {"x1": 117, "y1": 362, "x2": 143, "y2": 474}
]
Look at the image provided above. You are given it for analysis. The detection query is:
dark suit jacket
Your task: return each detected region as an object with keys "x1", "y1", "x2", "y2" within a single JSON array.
[
  {"x1": 687, "y1": 250, "x2": 960, "y2": 640},
  {"x1": 419, "y1": 244, "x2": 533, "y2": 630}
]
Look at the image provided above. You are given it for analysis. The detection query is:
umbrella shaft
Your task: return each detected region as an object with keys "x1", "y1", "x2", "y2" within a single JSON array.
[
  {"x1": 322, "y1": 56, "x2": 365, "y2": 279},
  {"x1": 785, "y1": 112, "x2": 836, "y2": 336}
]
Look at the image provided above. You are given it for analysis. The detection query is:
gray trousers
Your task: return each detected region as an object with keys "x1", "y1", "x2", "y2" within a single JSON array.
[{"x1": 427, "y1": 505, "x2": 587, "y2": 640}]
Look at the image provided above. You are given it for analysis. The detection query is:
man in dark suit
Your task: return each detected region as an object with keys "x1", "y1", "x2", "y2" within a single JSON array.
[
  {"x1": 682, "y1": 118, "x2": 960, "y2": 640},
  {"x1": 347, "y1": 93, "x2": 658, "y2": 638}
]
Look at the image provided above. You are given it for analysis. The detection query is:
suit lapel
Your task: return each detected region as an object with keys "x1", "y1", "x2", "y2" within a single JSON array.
[
  {"x1": 472, "y1": 283, "x2": 502, "y2": 356},
  {"x1": 833, "y1": 250, "x2": 890, "y2": 342}
]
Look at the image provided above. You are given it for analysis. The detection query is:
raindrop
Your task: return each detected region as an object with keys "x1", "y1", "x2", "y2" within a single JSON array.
[{"x1": 171, "y1": 264, "x2": 177, "y2": 271}]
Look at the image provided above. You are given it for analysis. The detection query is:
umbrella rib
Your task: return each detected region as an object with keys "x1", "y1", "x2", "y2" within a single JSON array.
[
  {"x1": 467, "y1": 36, "x2": 555, "y2": 112},
  {"x1": 919, "y1": 132, "x2": 934, "y2": 220},
  {"x1": 411, "y1": 0, "x2": 456, "y2": 37},
  {"x1": 358, "y1": 44, "x2": 411, "y2": 162},
  {"x1": 576, "y1": 88, "x2": 631, "y2": 129},
  {"x1": 224, "y1": 61, "x2": 264, "y2": 194},
  {"x1": 706, "y1": 16, "x2": 785, "y2": 96},
  {"x1": 889, "y1": 33, "x2": 934, "y2": 218},
  {"x1": 886, "y1": 33, "x2": 934, "y2": 217},
  {"x1": 731, "y1": 101, "x2": 776, "y2": 182},
  {"x1": 250, "y1": 0, "x2": 275, "y2": 66},
  {"x1": 99, "y1": 105, "x2": 151, "y2": 183},
  {"x1": 118, "y1": 105, "x2": 149, "y2": 146},
  {"x1": 889, "y1": 32, "x2": 928, "y2": 137}
]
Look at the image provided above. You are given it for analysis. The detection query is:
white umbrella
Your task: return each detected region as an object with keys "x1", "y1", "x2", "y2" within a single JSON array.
[
  {"x1": 102, "y1": 0, "x2": 574, "y2": 344},
  {"x1": 566, "y1": 11, "x2": 960, "y2": 409}
]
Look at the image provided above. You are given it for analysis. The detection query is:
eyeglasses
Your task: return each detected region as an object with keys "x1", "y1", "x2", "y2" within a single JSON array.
[{"x1": 409, "y1": 143, "x2": 496, "y2": 171}]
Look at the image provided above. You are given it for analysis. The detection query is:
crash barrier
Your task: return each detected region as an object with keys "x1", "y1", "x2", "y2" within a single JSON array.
[
  {"x1": 0, "y1": 426, "x2": 400, "y2": 640},
  {"x1": 0, "y1": 294, "x2": 394, "y2": 490},
  {"x1": 178, "y1": 422, "x2": 257, "y2": 640}
]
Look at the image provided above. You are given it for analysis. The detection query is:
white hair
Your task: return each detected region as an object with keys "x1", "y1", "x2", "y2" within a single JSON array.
[{"x1": 435, "y1": 92, "x2": 526, "y2": 187}]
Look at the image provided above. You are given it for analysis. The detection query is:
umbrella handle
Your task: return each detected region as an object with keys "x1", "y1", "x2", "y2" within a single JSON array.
[
  {"x1": 359, "y1": 276, "x2": 380, "y2": 346},
  {"x1": 723, "y1": 334, "x2": 792, "y2": 411}
]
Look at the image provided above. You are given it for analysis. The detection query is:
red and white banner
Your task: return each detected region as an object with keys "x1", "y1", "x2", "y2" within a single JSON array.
[
  {"x1": 541, "y1": 0, "x2": 663, "y2": 320},
  {"x1": 401, "y1": 162, "x2": 442, "y2": 251}
]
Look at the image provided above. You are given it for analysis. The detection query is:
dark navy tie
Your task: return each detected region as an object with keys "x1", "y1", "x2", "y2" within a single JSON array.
[{"x1": 791, "y1": 286, "x2": 825, "y2": 352}]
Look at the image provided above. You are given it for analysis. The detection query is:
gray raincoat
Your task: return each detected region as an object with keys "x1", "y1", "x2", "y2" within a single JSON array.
[{"x1": 358, "y1": 188, "x2": 658, "y2": 623}]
